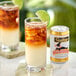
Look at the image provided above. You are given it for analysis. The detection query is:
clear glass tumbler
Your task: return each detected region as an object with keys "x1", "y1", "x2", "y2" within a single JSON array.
[
  {"x1": 0, "y1": 1, "x2": 20, "y2": 52},
  {"x1": 25, "y1": 17, "x2": 47, "y2": 72}
]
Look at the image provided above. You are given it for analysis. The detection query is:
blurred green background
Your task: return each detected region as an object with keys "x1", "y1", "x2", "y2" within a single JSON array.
[{"x1": 0, "y1": 0, "x2": 76, "y2": 52}]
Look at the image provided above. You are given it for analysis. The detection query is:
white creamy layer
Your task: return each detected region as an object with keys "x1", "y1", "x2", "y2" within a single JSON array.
[
  {"x1": 0, "y1": 29, "x2": 1, "y2": 46},
  {"x1": 25, "y1": 44, "x2": 46, "y2": 67},
  {"x1": 0, "y1": 28, "x2": 19, "y2": 47}
]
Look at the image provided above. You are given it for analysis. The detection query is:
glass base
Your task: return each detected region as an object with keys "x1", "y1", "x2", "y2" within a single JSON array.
[
  {"x1": 26, "y1": 65, "x2": 45, "y2": 72},
  {"x1": 1, "y1": 44, "x2": 19, "y2": 52}
]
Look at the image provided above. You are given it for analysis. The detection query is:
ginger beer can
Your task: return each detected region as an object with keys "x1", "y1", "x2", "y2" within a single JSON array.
[{"x1": 50, "y1": 26, "x2": 69, "y2": 63}]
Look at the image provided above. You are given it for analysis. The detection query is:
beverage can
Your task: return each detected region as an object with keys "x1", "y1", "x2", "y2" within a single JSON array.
[{"x1": 50, "y1": 26, "x2": 69, "y2": 63}]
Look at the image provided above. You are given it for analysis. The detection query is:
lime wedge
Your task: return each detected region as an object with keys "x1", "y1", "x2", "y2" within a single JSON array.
[
  {"x1": 36, "y1": 10, "x2": 50, "y2": 27},
  {"x1": 12, "y1": 0, "x2": 23, "y2": 9}
]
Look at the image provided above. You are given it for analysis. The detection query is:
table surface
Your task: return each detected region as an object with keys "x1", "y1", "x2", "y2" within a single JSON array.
[{"x1": 0, "y1": 48, "x2": 76, "y2": 76}]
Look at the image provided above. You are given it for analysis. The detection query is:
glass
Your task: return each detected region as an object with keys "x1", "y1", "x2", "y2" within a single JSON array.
[
  {"x1": 25, "y1": 17, "x2": 47, "y2": 72},
  {"x1": 0, "y1": 1, "x2": 20, "y2": 51}
]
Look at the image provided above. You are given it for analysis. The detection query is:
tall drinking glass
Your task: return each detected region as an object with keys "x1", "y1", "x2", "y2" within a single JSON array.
[
  {"x1": 0, "y1": 1, "x2": 19, "y2": 52},
  {"x1": 25, "y1": 17, "x2": 47, "y2": 72}
]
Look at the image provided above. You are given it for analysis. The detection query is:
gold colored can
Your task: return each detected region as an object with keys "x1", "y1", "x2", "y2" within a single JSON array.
[{"x1": 50, "y1": 26, "x2": 69, "y2": 63}]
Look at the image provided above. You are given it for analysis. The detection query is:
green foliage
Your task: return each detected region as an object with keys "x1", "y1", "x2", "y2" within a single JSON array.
[
  {"x1": 0, "y1": 0, "x2": 11, "y2": 1},
  {"x1": 51, "y1": 0, "x2": 76, "y2": 51}
]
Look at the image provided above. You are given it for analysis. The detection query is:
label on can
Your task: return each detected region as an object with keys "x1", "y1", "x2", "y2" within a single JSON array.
[{"x1": 50, "y1": 26, "x2": 69, "y2": 63}]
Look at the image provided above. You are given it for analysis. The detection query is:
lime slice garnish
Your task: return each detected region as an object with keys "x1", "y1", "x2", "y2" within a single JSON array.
[
  {"x1": 36, "y1": 10, "x2": 50, "y2": 27},
  {"x1": 12, "y1": 0, "x2": 23, "y2": 9}
]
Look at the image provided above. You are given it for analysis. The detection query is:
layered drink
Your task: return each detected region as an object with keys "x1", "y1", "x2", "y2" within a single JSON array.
[
  {"x1": 0, "y1": 23, "x2": 1, "y2": 50},
  {"x1": 0, "y1": 1, "x2": 19, "y2": 51},
  {"x1": 25, "y1": 17, "x2": 47, "y2": 72}
]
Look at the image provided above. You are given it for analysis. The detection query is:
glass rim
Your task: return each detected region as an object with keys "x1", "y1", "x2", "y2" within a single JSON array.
[
  {"x1": 0, "y1": 1, "x2": 18, "y2": 7},
  {"x1": 25, "y1": 17, "x2": 47, "y2": 26},
  {"x1": 0, "y1": 1, "x2": 13, "y2": 4}
]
